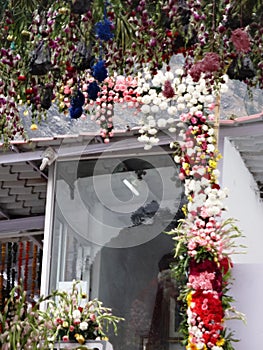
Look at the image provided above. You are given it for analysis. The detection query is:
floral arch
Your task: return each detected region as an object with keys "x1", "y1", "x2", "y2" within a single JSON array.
[{"x1": 0, "y1": 0, "x2": 259, "y2": 349}]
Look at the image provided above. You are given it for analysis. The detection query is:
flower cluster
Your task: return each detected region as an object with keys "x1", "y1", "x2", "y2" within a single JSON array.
[
  {"x1": 0, "y1": 281, "x2": 124, "y2": 349},
  {"x1": 47, "y1": 281, "x2": 124, "y2": 345},
  {"x1": 136, "y1": 65, "x2": 228, "y2": 150},
  {"x1": 168, "y1": 94, "x2": 244, "y2": 349}
]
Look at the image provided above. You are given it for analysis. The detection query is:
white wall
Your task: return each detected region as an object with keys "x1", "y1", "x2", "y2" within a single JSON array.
[{"x1": 222, "y1": 137, "x2": 263, "y2": 348}]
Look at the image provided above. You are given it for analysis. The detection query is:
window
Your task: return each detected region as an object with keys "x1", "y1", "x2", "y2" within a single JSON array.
[{"x1": 50, "y1": 150, "x2": 184, "y2": 350}]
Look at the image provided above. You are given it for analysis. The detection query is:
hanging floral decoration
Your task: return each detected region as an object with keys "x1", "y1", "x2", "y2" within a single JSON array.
[
  {"x1": 136, "y1": 65, "x2": 228, "y2": 150},
  {"x1": 167, "y1": 101, "x2": 245, "y2": 349},
  {"x1": 0, "y1": 0, "x2": 262, "y2": 143}
]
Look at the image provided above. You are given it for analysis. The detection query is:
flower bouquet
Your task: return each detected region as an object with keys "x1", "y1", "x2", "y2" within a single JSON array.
[{"x1": 46, "y1": 280, "x2": 124, "y2": 346}]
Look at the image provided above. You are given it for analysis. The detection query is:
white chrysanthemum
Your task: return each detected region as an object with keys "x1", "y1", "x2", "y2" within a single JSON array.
[
  {"x1": 144, "y1": 143, "x2": 152, "y2": 150},
  {"x1": 173, "y1": 77, "x2": 181, "y2": 85},
  {"x1": 142, "y1": 83, "x2": 150, "y2": 91},
  {"x1": 177, "y1": 103, "x2": 185, "y2": 111},
  {"x1": 152, "y1": 97, "x2": 162, "y2": 106},
  {"x1": 138, "y1": 134, "x2": 149, "y2": 143},
  {"x1": 167, "y1": 106, "x2": 177, "y2": 115},
  {"x1": 148, "y1": 119, "x2": 156, "y2": 128},
  {"x1": 157, "y1": 118, "x2": 167, "y2": 128},
  {"x1": 207, "y1": 144, "x2": 215, "y2": 152},
  {"x1": 205, "y1": 95, "x2": 214, "y2": 103},
  {"x1": 183, "y1": 93, "x2": 192, "y2": 101},
  {"x1": 187, "y1": 85, "x2": 195, "y2": 93},
  {"x1": 159, "y1": 101, "x2": 168, "y2": 110},
  {"x1": 167, "y1": 117, "x2": 175, "y2": 124},
  {"x1": 168, "y1": 127, "x2": 177, "y2": 132},
  {"x1": 141, "y1": 104, "x2": 151, "y2": 114},
  {"x1": 190, "y1": 97, "x2": 198, "y2": 105},
  {"x1": 149, "y1": 88, "x2": 157, "y2": 95},
  {"x1": 175, "y1": 68, "x2": 184, "y2": 76},
  {"x1": 141, "y1": 95, "x2": 152, "y2": 104},
  {"x1": 165, "y1": 71, "x2": 174, "y2": 80},
  {"x1": 151, "y1": 105, "x2": 159, "y2": 113},
  {"x1": 177, "y1": 96, "x2": 185, "y2": 103},
  {"x1": 149, "y1": 136, "x2": 159, "y2": 144},
  {"x1": 148, "y1": 128, "x2": 158, "y2": 135},
  {"x1": 190, "y1": 106, "x2": 199, "y2": 114},
  {"x1": 177, "y1": 83, "x2": 186, "y2": 94}
]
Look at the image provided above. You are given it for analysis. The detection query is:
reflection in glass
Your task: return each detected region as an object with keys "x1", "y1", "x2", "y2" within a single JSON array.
[{"x1": 50, "y1": 153, "x2": 184, "y2": 350}]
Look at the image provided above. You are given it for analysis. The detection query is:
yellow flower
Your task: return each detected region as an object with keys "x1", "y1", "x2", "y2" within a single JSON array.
[
  {"x1": 102, "y1": 337, "x2": 109, "y2": 341},
  {"x1": 75, "y1": 334, "x2": 85, "y2": 344},
  {"x1": 216, "y1": 338, "x2": 225, "y2": 346},
  {"x1": 208, "y1": 159, "x2": 217, "y2": 169},
  {"x1": 186, "y1": 292, "x2": 192, "y2": 306},
  {"x1": 62, "y1": 321, "x2": 69, "y2": 328},
  {"x1": 30, "y1": 124, "x2": 38, "y2": 131}
]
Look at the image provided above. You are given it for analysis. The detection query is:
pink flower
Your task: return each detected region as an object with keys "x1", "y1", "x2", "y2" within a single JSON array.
[
  {"x1": 231, "y1": 28, "x2": 251, "y2": 53},
  {"x1": 201, "y1": 52, "x2": 220, "y2": 72},
  {"x1": 62, "y1": 335, "x2": 69, "y2": 342}
]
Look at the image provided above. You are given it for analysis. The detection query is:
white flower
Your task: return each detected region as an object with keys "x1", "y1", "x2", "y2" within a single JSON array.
[
  {"x1": 159, "y1": 101, "x2": 168, "y2": 110},
  {"x1": 149, "y1": 88, "x2": 157, "y2": 96},
  {"x1": 141, "y1": 95, "x2": 152, "y2": 104},
  {"x1": 187, "y1": 85, "x2": 195, "y2": 93},
  {"x1": 183, "y1": 93, "x2": 192, "y2": 101},
  {"x1": 207, "y1": 144, "x2": 215, "y2": 152},
  {"x1": 175, "y1": 68, "x2": 184, "y2": 76},
  {"x1": 138, "y1": 134, "x2": 149, "y2": 143},
  {"x1": 149, "y1": 136, "x2": 159, "y2": 144},
  {"x1": 157, "y1": 118, "x2": 167, "y2": 128},
  {"x1": 72, "y1": 309, "x2": 81, "y2": 319},
  {"x1": 177, "y1": 96, "x2": 185, "y2": 103},
  {"x1": 167, "y1": 117, "x2": 175, "y2": 124},
  {"x1": 177, "y1": 83, "x2": 186, "y2": 93},
  {"x1": 167, "y1": 106, "x2": 177, "y2": 115},
  {"x1": 174, "y1": 155, "x2": 180, "y2": 163},
  {"x1": 168, "y1": 127, "x2": 176, "y2": 133},
  {"x1": 205, "y1": 95, "x2": 214, "y2": 103},
  {"x1": 151, "y1": 105, "x2": 160, "y2": 113},
  {"x1": 165, "y1": 71, "x2": 174, "y2": 80},
  {"x1": 177, "y1": 103, "x2": 185, "y2": 111},
  {"x1": 190, "y1": 97, "x2": 198, "y2": 105},
  {"x1": 141, "y1": 104, "x2": 151, "y2": 114},
  {"x1": 148, "y1": 128, "x2": 158, "y2": 135},
  {"x1": 144, "y1": 144, "x2": 152, "y2": 150},
  {"x1": 148, "y1": 119, "x2": 156, "y2": 127},
  {"x1": 79, "y1": 321, "x2": 89, "y2": 331}
]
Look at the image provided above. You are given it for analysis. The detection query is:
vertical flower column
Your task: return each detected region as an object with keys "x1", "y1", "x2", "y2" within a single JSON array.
[{"x1": 170, "y1": 106, "x2": 244, "y2": 350}]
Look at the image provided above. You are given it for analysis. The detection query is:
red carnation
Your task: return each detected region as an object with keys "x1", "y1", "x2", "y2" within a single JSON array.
[{"x1": 163, "y1": 80, "x2": 175, "y2": 98}]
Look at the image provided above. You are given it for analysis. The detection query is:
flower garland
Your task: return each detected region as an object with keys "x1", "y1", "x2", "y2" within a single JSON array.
[
  {"x1": 136, "y1": 64, "x2": 228, "y2": 150},
  {"x1": 168, "y1": 103, "x2": 244, "y2": 349}
]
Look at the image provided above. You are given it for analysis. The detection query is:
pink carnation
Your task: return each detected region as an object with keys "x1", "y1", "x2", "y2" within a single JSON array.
[{"x1": 231, "y1": 28, "x2": 251, "y2": 53}]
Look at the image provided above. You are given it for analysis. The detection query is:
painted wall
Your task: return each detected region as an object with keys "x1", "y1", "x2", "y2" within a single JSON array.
[{"x1": 221, "y1": 137, "x2": 263, "y2": 348}]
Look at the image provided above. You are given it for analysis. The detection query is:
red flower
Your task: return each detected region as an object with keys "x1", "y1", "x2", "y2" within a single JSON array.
[{"x1": 162, "y1": 80, "x2": 175, "y2": 98}]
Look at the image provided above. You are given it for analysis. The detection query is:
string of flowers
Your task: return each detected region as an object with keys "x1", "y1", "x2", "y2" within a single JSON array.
[
  {"x1": 168, "y1": 97, "x2": 245, "y2": 349},
  {"x1": 24, "y1": 241, "x2": 30, "y2": 293},
  {"x1": 31, "y1": 244, "x2": 38, "y2": 300},
  {"x1": 17, "y1": 241, "x2": 23, "y2": 284}
]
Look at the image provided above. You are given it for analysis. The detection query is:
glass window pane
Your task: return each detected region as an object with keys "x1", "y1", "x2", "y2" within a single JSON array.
[{"x1": 50, "y1": 152, "x2": 184, "y2": 350}]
